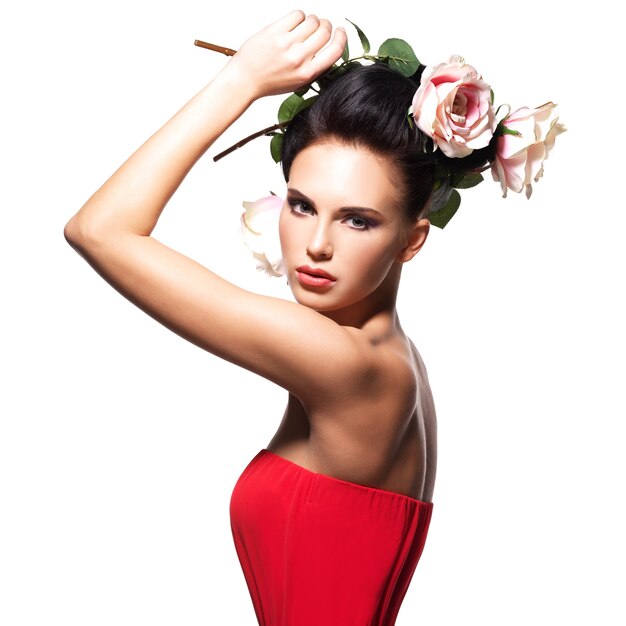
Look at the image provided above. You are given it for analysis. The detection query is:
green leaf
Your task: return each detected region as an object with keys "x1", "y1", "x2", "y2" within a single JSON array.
[
  {"x1": 300, "y1": 95, "x2": 318, "y2": 112},
  {"x1": 406, "y1": 107, "x2": 415, "y2": 130},
  {"x1": 450, "y1": 173, "x2": 484, "y2": 189},
  {"x1": 314, "y1": 71, "x2": 334, "y2": 90},
  {"x1": 316, "y1": 61, "x2": 357, "y2": 89},
  {"x1": 490, "y1": 88, "x2": 494, "y2": 105},
  {"x1": 294, "y1": 83, "x2": 312, "y2": 97},
  {"x1": 277, "y1": 93, "x2": 305, "y2": 124},
  {"x1": 377, "y1": 38, "x2": 420, "y2": 76},
  {"x1": 429, "y1": 189, "x2": 461, "y2": 229},
  {"x1": 345, "y1": 18, "x2": 370, "y2": 54},
  {"x1": 342, "y1": 38, "x2": 349, "y2": 63},
  {"x1": 270, "y1": 133, "x2": 283, "y2": 163}
]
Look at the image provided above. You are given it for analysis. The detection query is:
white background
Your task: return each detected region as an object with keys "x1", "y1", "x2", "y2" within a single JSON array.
[{"x1": 1, "y1": 1, "x2": 623, "y2": 624}]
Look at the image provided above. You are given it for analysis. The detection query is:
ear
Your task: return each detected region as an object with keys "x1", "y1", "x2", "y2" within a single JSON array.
[{"x1": 396, "y1": 218, "x2": 430, "y2": 263}]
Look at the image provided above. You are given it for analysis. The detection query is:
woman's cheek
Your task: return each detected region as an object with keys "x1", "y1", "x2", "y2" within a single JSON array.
[{"x1": 351, "y1": 242, "x2": 389, "y2": 285}]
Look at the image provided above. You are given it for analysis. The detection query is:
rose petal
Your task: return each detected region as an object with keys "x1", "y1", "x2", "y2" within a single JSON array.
[
  {"x1": 491, "y1": 156, "x2": 508, "y2": 198},
  {"x1": 498, "y1": 115, "x2": 536, "y2": 159},
  {"x1": 492, "y1": 103, "x2": 565, "y2": 198},
  {"x1": 240, "y1": 195, "x2": 285, "y2": 277},
  {"x1": 500, "y1": 149, "x2": 528, "y2": 194},
  {"x1": 412, "y1": 56, "x2": 495, "y2": 158}
]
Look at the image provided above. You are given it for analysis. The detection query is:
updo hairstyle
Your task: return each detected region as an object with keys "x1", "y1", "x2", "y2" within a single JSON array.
[
  {"x1": 281, "y1": 63, "x2": 437, "y2": 222},
  {"x1": 281, "y1": 62, "x2": 496, "y2": 223}
]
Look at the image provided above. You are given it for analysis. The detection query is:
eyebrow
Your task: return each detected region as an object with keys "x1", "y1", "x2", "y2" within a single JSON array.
[{"x1": 286, "y1": 187, "x2": 384, "y2": 218}]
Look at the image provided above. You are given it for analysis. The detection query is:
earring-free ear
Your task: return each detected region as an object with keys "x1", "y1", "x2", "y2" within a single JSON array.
[{"x1": 397, "y1": 218, "x2": 430, "y2": 263}]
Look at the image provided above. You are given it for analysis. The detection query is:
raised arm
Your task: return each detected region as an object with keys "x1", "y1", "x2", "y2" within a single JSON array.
[
  {"x1": 64, "y1": 10, "x2": 346, "y2": 238},
  {"x1": 62, "y1": 13, "x2": 381, "y2": 407}
]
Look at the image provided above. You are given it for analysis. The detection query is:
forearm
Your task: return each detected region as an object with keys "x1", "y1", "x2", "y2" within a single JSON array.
[{"x1": 65, "y1": 65, "x2": 256, "y2": 240}]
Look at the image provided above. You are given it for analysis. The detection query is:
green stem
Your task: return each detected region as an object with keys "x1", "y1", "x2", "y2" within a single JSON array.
[
  {"x1": 335, "y1": 54, "x2": 380, "y2": 66},
  {"x1": 475, "y1": 162, "x2": 494, "y2": 174}
]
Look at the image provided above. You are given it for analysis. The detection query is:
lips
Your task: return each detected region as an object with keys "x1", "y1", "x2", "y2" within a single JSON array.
[
  {"x1": 295, "y1": 265, "x2": 337, "y2": 289},
  {"x1": 296, "y1": 265, "x2": 336, "y2": 280}
]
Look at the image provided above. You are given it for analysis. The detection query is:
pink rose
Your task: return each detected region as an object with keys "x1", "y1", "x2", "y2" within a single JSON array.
[
  {"x1": 240, "y1": 194, "x2": 286, "y2": 277},
  {"x1": 491, "y1": 102, "x2": 566, "y2": 199},
  {"x1": 411, "y1": 55, "x2": 496, "y2": 158}
]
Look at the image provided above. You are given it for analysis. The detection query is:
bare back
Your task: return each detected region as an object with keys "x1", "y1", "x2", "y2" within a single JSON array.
[{"x1": 267, "y1": 333, "x2": 438, "y2": 503}]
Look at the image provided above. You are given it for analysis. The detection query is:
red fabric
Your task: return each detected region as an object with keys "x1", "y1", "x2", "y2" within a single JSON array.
[{"x1": 230, "y1": 448, "x2": 434, "y2": 626}]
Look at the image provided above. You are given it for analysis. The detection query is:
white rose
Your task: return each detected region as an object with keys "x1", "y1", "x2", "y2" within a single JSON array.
[
  {"x1": 240, "y1": 195, "x2": 286, "y2": 277},
  {"x1": 491, "y1": 102, "x2": 566, "y2": 198}
]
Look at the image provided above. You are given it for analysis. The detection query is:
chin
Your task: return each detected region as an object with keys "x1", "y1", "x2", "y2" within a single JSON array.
[
  {"x1": 292, "y1": 292, "x2": 332, "y2": 310},
  {"x1": 289, "y1": 286, "x2": 335, "y2": 309},
  {"x1": 292, "y1": 286, "x2": 364, "y2": 314},
  {"x1": 287, "y1": 268, "x2": 375, "y2": 312}
]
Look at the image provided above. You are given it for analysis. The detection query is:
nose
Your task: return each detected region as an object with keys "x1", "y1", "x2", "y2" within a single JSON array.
[{"x1": 306, "y1": 220, "x2": 333, "y2": 260}]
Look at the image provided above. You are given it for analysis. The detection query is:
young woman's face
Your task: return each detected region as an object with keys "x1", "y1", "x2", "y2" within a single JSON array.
[{"x1": 279, "y1": 140, "x2": 422, "y2": 315}]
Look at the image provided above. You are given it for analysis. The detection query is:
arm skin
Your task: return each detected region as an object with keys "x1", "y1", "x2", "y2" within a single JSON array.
[{"x1": 63, "y1": 12, "x2": 382, "y2": 407}]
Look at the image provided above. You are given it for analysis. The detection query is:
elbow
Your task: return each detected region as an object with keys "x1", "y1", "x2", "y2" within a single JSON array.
[
  {"x1": 63, "y1": 215, "x2": 92, "y2": 250},
  {"x1": 63, "y1": 216, "x2": 80, "y2": 246},
  {"x1": 64, "y1": 214, "x2": 104, "y2": 249},
  {"x1": 63, "y1": 215, "x2": 100, "y2": 254}
]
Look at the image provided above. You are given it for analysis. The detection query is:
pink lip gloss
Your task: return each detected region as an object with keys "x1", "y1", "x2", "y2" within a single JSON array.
[{"x1": 296, "y1": 270, "x2": 336, "y2": 287}]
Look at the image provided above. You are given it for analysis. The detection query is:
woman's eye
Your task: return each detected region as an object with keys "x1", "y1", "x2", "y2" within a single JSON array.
[
  {"x1": 288, "y1": 200, "x2": 371, "y2": 230},
  {"x1": 346, "y1": 215, "x2": 371, "y2": 230},
  {"x1": 288, "y1": 200, "x2": 313, "y2": 215}
]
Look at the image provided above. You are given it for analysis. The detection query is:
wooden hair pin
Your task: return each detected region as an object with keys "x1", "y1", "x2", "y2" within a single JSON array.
[
  {"x1": 194, "y1": 40, "x2": 237, "y2": 57},
  {"x1": 194, "y1": 38, "x2": 285, "y2": 162}
]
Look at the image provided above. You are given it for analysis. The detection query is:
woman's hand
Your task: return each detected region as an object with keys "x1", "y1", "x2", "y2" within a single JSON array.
[
  {"x1": 223, "y1": 10, "x2": 347, "y2": 100},
  {"x1": 64, "y1": 11, "x2": 345, "y2": 241}
]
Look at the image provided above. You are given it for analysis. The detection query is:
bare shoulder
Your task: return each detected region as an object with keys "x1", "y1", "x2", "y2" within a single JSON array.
[
  {"x1": 309, "y1": 326, "x2": 420, "y2": 418},
  {"x1": 343, "y1": 326, "x2": 418, "y2": 389},
  {"x1": 302, "y1": 329, "x2": 437, "y2": 497},
  {"x1": 407, "y1": 337, "x2": 432, "y2": 383},
  {"x1": 405, "y1": 338, "x2": 436, "y2": 415},
  {"x1": 407, "y1": 337, "x2": 438, "y2": 494}
]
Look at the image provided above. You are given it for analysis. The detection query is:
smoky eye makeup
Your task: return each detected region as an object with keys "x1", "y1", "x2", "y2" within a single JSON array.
[
  {"x1": 287, "y1": 197, "x2": 313, "y2": 215},
  {"x1": 286, "y1": 190, "x2": 380, "y2": 231},
  {"x1": 288, "y1": 198, "x2": 374, "y2": 231},
  {"x1": 344, "y1": 215, "x2": 373, "y2": 230}
]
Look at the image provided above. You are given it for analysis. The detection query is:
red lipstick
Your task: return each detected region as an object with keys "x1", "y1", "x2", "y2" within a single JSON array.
[{"x1": 296, "y1": 265, "x2": 336, "y2": 287}]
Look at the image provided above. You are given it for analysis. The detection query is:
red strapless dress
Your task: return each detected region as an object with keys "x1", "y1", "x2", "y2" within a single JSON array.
[{"x1": 230, "y1": 448, "x2": 434, "y2": 626}]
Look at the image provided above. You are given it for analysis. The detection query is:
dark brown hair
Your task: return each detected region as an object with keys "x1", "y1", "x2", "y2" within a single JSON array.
[{"x1": 280, "y1": 62, "x2": 439, "y2": 222}]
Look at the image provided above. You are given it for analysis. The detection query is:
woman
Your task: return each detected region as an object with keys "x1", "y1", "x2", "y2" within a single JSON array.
[{"x1": 64, "y1": 10, "x2": 437, "y2": 625}]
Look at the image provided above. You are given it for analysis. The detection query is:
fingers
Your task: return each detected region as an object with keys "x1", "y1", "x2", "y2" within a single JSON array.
[
  {"x1": 308, "y1": 25, "x2": 347, "y2": 77},
  {"x1": 260, "y1": 10, "x2": 348, "y2": 91},
  {"x1": 267, "y1": 9, "x2": 307, "y2": 34},
  {"x1": 289, "y1": 13, "x2": 321, "y2": 43},
  {"x1": 297, "y1": 16, "x2": 330, "y2": 50},
  {"x1": 290, "y1": 15, "x2": 346, "y2": 75}
]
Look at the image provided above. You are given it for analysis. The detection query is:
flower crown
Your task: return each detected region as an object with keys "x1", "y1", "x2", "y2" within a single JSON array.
[{"x1": 196, "y1": 19, "x2": 566, "y2": 275}]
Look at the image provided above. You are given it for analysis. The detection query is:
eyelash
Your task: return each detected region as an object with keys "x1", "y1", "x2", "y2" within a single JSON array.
[{"x1": 287, "y1": 199, "x2": 373, "y2": 231}]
